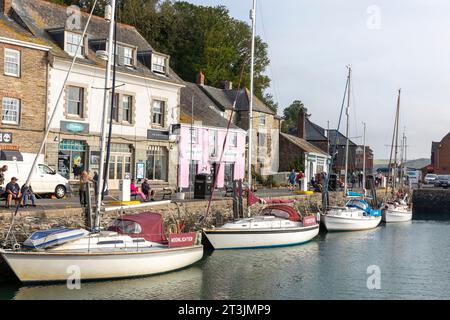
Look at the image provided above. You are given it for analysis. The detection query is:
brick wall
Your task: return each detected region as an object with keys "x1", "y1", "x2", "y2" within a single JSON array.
[
  {"x1": 0, "y1": 43, "x2": 48, "y2": 154},
  {"x1": 435, "y1": 133, "x2": 450, "y2": 174}
]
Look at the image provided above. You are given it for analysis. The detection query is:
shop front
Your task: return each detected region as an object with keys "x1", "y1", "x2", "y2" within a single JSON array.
[
  {"x1": 58, "y1": 139, "x2": 87, "y2": 180},
  {"x1": 303, "y1": 153, "x2": 329, "y2": 192}
]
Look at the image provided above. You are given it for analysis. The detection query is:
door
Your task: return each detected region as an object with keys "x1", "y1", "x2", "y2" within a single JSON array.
[{"x1": 108, "y1": 154, "x2": 132, "y2": 189}]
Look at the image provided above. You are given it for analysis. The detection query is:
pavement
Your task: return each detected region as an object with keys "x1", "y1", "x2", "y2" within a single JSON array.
[{"x1": 0, "y1": 187, "x2": 303, "y2": 214}]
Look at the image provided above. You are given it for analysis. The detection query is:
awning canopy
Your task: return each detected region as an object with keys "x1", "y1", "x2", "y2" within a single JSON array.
[{"x1": 0, "y1": 150, "x2": 23, "y2": 161}]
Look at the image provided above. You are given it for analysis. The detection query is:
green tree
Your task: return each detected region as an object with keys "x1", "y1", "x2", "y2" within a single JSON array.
[{"x1": 281, "y1": 100, "x2": 309, "y2": 133}]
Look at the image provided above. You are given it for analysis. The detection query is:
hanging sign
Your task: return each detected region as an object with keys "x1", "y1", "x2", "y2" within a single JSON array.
[{"x1": 60, "y1": 121, "x2": 89, "y2": 134}]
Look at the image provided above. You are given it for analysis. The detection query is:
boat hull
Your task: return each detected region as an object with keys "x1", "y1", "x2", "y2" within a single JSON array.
[
  {"x1": 203, "y1": 225, "x2": 319, "y2": 250},
  {"x1": 0, "y1": 245, "x2": 203, "y2": 283},
  {"x1": 383, "y1": 210, "x2": 413, "y2": 223},
  {"x1": 322, "y1": 214, "x2": 381, "y2": 231}
]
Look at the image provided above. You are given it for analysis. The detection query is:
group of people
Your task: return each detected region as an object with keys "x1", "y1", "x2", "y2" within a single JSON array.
[
  {"x1": 131, "y1": 178, "x2": 155, "y2": 202},
  {"x1": 288, "y1": 170, "x2": 305, "y2": 191},
  {"x1": 78, "y1": 171, "x2": 156, "y2": 207},
  {"x1": 0, "y1": 165, "x2": 37, "y2": 208}
]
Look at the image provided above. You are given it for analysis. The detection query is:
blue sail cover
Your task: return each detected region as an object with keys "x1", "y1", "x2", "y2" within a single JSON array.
[
  {"x1": 346, "y1": 191, "x2": 363, "y2": 198},
  {"x1": 346, "y1": 199, "x2": 382, "y2": 217}
]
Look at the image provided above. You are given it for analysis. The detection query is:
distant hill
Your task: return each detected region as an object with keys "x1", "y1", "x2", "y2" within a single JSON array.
[{"x1": 373, "y1": 158, "x2": 430, "y2": 172}]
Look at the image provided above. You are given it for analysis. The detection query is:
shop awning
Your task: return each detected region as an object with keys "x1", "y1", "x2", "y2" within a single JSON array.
[{"x1": 0, "y1": 150, "x2": 23, "y2": 161}]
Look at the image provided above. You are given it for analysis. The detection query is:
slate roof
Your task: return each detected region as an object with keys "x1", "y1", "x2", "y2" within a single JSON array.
[
  {"x1": 327, "y1": 129, "x2": 357, "y2": 147},
  {"x1": 289, "y1": 118, "x2": 328, "y2": 141},
  {"x1": 9, "y1": 0, "x2": 183, "y2": 85},
  {"x1": 280, "y1": 133, "x2": 328, "y2": 156},
  {"x1": 199, "y1": 85, "x2": 276, "y2": 115},
  {"x1": 180, "y1": 82, "x2": 241, "y2": 130}
]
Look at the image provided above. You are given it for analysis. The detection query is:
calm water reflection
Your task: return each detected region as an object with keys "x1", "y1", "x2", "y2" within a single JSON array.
[{"x1": 1, "y1": 220, "x2": 449, "y2": 300}]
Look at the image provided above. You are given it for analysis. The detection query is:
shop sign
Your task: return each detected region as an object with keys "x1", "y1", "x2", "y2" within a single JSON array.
[
  {"x1": 0, "y1": 132, "x2": 13, "y2": 143},
  {"x1": 147, "y1": 130, "x2": 170, "y2": 141},
  {"x1": 224, "y1": 150, "x2": 238, "y2": 159},
  {"x1": 183, "y1": 147, "x2": 203, "y2": 158},
  {"x1": 61, "y1": 121, "x2": 89, "y2": 134}
]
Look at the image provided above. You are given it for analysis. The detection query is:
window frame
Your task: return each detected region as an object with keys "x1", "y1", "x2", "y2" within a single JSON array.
[
  {"x1": 64, "y1": 31, "x2": 85, "y2": 58},
  {"x1": 67, "y1": 86, "x2": 84, "y2": 118},
  {"x1": 230, "y1": 132, "x2": 238, "y2": 147},
  {"x1": 1, "y1": 97, "x2": 21, "y2": 125},
  {"x1": 152, "y1": 54, "x2": 167, "y2": 74},
  {"x1": 259, "y1": 115, "x2": 266, "y2": 126},
  {"x1": 4, "y1": 48, "x2": 21, "y2": 77},
  {"x1": 122, "y1": 94, "x2": 132, "y2": 123},
  {"x1": 152, "y1": 100, "x2": 165, "y2": 126}
]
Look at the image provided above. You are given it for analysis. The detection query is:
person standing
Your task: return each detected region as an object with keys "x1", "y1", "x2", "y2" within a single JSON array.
[
  {"x1": 5, "y1": 177, "x2": 21, "y2": 208},
  {"x1": 79, "y1": 171, "x2": 91, "y2": 207},
  {"x1": 288, "y1": 170, "x2": 297, "y2": 191},
  {"x1": 296, "y1": 171, "x2": 305, "y2": 190}
]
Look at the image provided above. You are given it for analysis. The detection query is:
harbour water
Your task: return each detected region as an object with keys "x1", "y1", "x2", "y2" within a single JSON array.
[{"x1": 1, "y1": 219, "x2": 449, "y2": 300}]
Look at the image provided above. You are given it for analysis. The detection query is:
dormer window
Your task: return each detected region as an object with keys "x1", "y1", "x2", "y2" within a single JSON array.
[
  {"x1": 114, "y1": 44, "x2": 135, "y2": 67},
  {"x1": 65, "y1": 31, "x2": 85, "y2": 57},
  {"x1": 152, "y1": 54, "x2": 167, "y2": 74}
]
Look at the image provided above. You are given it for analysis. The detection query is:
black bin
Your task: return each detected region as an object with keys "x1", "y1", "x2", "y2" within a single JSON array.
[
  {"x1": 194, "y1": 173, "x2": 213, "y2": 199},
  {"x1": 328, "y1": 174, "x2": 338, "y2": 191}
]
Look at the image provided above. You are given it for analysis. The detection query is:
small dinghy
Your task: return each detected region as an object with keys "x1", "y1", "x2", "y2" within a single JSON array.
[{"x1": 23, "y1": 227, "x2": 89, "y2": 249}]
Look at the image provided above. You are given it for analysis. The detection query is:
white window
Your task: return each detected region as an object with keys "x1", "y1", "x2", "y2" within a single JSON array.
[
  {"x1": 122, "y1": 95, "x2": 132, "y2": 123},
  {"x1": 4, "y1": 49, "x2": 20, "y2": 77},
  {"x1": 152, "y1": 54, "x2": 166, "y2": 74},
  {"x1": 189, "y1": 127, "x2": 198, "y2": 144},
  {"x1": 259, "y1": 115, "x2": 266, "y2": 126},
  {"x1": 123, "y1": 47, "x2": 133, "y2": 66},
  {"x1": 65, "y1": 32, "x2": 84, "y2": 57},
  {"x1": 209, "y1": 130, "x2": 217, "y2": 157},
  {"x1": 152, "y1": 100, "x2": 165, "y2": 125},
  {"x1": 67, "y1": 86, "x2": 84, "y2": 117},
  {"x1": 230, "y1": 132, "x2": 238, "y2": 147},
  {"x1": 2, "y1": 98, "x2": 20, "y2": 124}
]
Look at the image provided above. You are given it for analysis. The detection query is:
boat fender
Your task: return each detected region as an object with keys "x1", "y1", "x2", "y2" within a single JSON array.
[{"x1": 13, "y1": 243, "x2": 21, "y2": 251}]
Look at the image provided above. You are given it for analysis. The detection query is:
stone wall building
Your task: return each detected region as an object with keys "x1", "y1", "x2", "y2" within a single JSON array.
[
  {"x1": 195, "y1": 73, "x2": 281, "y2": 177},
  {"x1": 9, "y1": 0, "x2": 184, "y2": 188},
  {"x1": 0, "y1": 0, "x2": 51, "y2": 162}
]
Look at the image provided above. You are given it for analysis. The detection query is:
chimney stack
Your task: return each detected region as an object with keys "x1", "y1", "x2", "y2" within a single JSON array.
[
  {"x1": 297, "y1": 109, "x2": 306, "y2": 139},
  {"x1": 196, "y1": 71, "x2": 205, "y2": 85},
  {"x1": 1, "y1": 0, "x2": 12, "y2": 15},
  {"x1": 220, "y1": 80, "x2": 233, "y2": 90}
]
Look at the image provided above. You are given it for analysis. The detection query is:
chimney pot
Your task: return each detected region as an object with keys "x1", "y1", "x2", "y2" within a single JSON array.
[
  {"x1": 1, "y1": 0, "x2": 12, "y2": 15},
  {"x1": 196, "y1": 71, "x2": 205, "y2": 85},
  {"x1": 220, "y1": 80, "x2": 233, "y2": 90}
]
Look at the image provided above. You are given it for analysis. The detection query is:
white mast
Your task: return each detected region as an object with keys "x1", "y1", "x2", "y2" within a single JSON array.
[
  {"x1": 95, "y1": 0, "x2": 116, "y2": 229},
  {"x1": 247, "y1": 0, "x2": 256, "y2": 216},
  {"x1": 344, "y1": 65, "x2": 352, "y2": 195},
  {"x1": 362, "y1": 121, "x2": 366, "y2": 195}
]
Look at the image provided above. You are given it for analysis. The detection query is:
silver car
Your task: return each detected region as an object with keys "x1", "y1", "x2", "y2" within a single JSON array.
[{"x1": 424, "y1": 174, "x2": 438, "y2": 185}]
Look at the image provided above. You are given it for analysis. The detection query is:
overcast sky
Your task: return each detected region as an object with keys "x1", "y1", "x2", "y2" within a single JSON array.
[{"x1": 183, "y1": 0, "x2": 450, "y2": 160}]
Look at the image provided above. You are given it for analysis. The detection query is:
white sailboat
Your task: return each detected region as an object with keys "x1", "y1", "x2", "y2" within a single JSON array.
[
  {"x1": 382, "y1": 90, "x2": 412, "y2": 223},
  {"x1": 0, "y1": 1, "x2": 203, "y2": 283},
  {"x1": 203, "y1": 0, "x2": 319, "y2": 249},
  {"x1": 322, "y1": 66, "x2": 382, "y2": 232}
]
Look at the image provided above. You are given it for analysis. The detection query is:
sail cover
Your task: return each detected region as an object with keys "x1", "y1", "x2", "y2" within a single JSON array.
[{"x1": 109, "y1": 212, "x2": 167, "y2": 243}]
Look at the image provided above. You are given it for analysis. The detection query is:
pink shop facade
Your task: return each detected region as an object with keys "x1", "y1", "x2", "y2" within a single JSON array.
[{"x1": 177, "y1": 124, "x2": 246, "y2": 190}]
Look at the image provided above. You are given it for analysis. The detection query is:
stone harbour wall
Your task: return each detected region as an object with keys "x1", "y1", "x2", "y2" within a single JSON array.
[{"x1": 0, "y1": 192, "x2": 350, "y2": 246}]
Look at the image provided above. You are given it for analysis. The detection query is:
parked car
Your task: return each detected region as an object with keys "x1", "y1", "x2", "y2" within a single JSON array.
[
  {"x1": 424, "y1": 174, "x2": 438, "y2": 185},
  {"x1": 434, "y1": 175, "x2": 450, "y2": 189}
]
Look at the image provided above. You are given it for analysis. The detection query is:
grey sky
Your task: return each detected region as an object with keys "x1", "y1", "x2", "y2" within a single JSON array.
[{"x1": 183, "y1": 0, "x2": 450, "y2": 160}]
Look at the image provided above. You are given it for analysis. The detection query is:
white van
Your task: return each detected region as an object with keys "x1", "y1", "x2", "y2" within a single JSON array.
[{"x1": 0, "y1": 161, "x2": 69, "y2": 198}]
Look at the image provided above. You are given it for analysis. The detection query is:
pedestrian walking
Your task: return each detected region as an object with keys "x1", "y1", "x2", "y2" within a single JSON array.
[
  {"x1": 79, "y1": 170, "x2": 91, "y2": 207},
  {"x1": 288, "y1": 170, "x2": 297, "y2": 191}
]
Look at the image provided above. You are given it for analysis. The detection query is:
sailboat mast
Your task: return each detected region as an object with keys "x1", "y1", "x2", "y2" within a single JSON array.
[
  {"x1": 95, "y1": 0, "x2": 116, "y2": 229},
  {"x1": 344, "y1": 66, "x2": 352, "y2": 195},
  {"x1": 362, "y1": 121, "x2": 366, "y2": 194},
  {"x1": 247, "y1": 0, "x2": 256, "y2": 216},
  {"x1": 393, "y1": 89, "x2": 401, "y2": 193}
]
